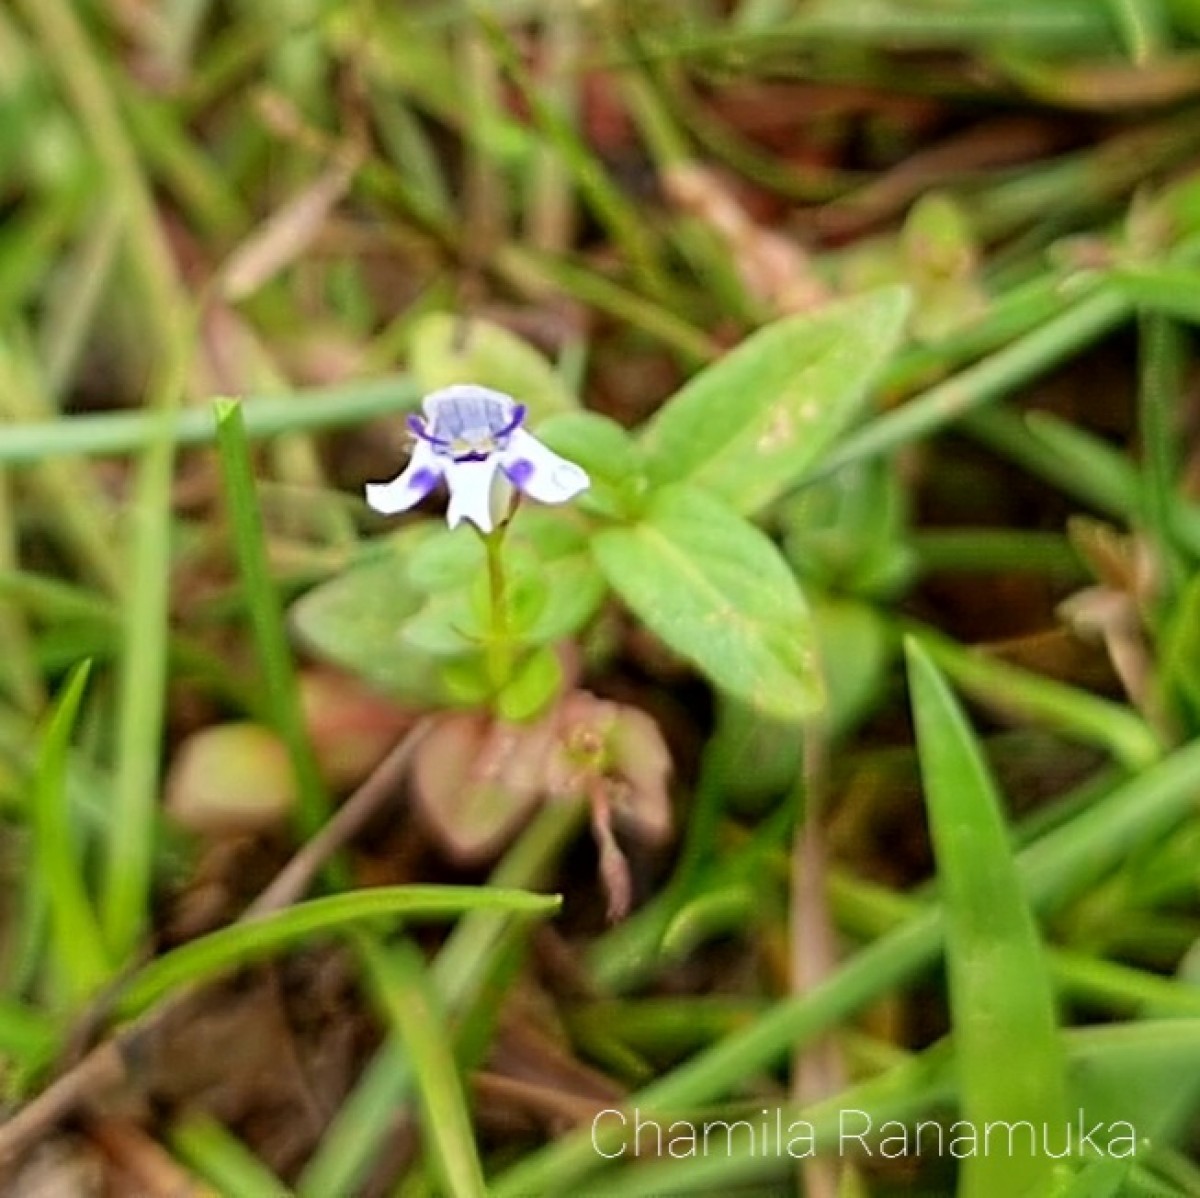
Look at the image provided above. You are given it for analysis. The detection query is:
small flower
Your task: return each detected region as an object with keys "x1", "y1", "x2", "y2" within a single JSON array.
[{"x1": 365, "y1": 384, "x2": 589, "y2": 533}]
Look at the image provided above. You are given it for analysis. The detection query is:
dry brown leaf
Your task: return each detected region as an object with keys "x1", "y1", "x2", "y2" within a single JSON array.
[{"x1": 220, "y1": 151, "x2": 362, "y2": 302}]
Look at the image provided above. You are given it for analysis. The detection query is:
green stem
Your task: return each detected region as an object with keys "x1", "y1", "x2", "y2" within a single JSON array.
[
  {"x1": 213, "y1": 400, "x2": 331, "y2": 841},
  {"x1": 0, "y1": 375, "x2": 421, "y2": 465},
  {"x1": 482, "y1": 522, "x2": 514, "y2": 698}
]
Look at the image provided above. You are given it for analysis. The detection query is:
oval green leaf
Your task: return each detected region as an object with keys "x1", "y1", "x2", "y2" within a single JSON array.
[
  {"x1": 640, "y1": 287, "x2": 910, "y2": 515},
  {"x1": 289, "y1": 529, "x2": 450, "y2": 704},
  {"x1": 594, "y1": 486, "x2": 822, "y2": 720}
]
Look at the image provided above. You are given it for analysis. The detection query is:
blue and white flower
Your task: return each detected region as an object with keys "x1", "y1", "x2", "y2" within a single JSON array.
[{"x1": 366, "y1": 384, "x2": 589, "y2": 533}]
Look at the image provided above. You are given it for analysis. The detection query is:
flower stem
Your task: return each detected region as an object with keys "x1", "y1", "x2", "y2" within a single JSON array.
[{"x1": 482, "y1": 523, "x2": 514, "y2": 697}]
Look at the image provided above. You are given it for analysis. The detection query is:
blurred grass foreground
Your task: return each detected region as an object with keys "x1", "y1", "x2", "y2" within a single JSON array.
[{"x1": 5, "y1": 1, "x2": 1200, "y2": 1195}]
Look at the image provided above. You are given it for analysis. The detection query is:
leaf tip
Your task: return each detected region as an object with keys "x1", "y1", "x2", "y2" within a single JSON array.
[{"x1": 212, "y1": 397, "x2": 242, "y2": 425}]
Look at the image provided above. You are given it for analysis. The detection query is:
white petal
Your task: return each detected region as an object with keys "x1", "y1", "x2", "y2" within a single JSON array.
[
  {"x1": 444, "y1": 456, "x2": 504, "y2": 533},
  {"x1": 365, "y1": 439, "x2": 443, "y2": 514},
  {"x1": 500, "y1": 429, "x2": 590, "y2": 505}
]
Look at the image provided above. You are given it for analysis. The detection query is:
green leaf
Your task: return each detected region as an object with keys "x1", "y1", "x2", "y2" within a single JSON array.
[
  {"x1": 594, "y1": 486, "x2": 822, "y2": 720},
  {"x1": 1067, "y1": 1017, "x2": 1200, "y2": 1150},
  {"x1": 1042, "y1": 1158, "x2": 1132, "y2": 1198},
  {"x1": 640, "y1": 287, "x2": 910, "y2": 515},
  {"x1": 409, "y1": 313, "x2": 577, "y2": 420},
  {"x1": 403, "y1": 520, "x2": 606, "y2": 660},
  {"x1": 496, "y1": 645, "x2": 562, "y2": 722},
  {"x1": 401, "y1": 588, "x2": 487, "y2": 659},
  {"x1": 813, "y1": 600, "x2": 891, "y2": 735},
  {"x1": 906, "y1": 638, "x2": 1068, "y2": 1198},
  {"x1": 359, "y1": 939, "x2": 489, "y2": 1198},
  {"x1": 708, "y1": 602, "x2": 891, "y2": 812},
  {"x1": 34, "y1": 662, "x2": 111, "y2": 1004},
  {"x1": 215, "y1": 398, "x2": 331, "y2": 840},
  {"x1": 0, "y1": 989, "x2": 58, "y2": 1057},
  {"x1": 115, "y1": 885, "x2": 560, "y2": 1019},
  {"x1": 708, "y1": 698, "x2": 804, "y2": 810},
  {"x1": 1161, "y1": 573, "x2": 1200, "y2": 729},
  {"x1": 404, "y1": 525, "x2": 484, "y2": 592},
  {"x1": 535, "y1": 410, "x2": 649, "y2": 519},
  {"x1": 780, "y1": 459, "x2": 916, "y2": 598},
  {"x1": 289, "y1": 529, "x2": 450, "y2": 704},
  {"x1": 168, "y1": 1112, "x2": 293, "y2": 1198},
  {"x1": 911, "y1": 627, "x2": 1161, "y2": 770},
  {"x1": 521, "y1": 549, "x2": 606, "y2": 646},
  {"x1": 440, "y1": 655, "x2": 493, "y2": 706}
]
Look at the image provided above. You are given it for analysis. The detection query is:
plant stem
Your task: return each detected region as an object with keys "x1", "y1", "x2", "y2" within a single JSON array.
[{"x1": 482, "y1": 522, "x2": 514, "y2": 697}]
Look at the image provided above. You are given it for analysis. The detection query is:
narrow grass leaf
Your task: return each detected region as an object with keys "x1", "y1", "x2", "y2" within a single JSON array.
[
  {"x1": 1101, "y1": 0, "x2": 1169, "y2": 60},
  {"x1": 910, "y1": 626, "x2": 1162, "y2": 770},
  {"x1": 0, "y1": 998, "x2": 58, "y2": 1069},
  {"x1": 102, "y1": 388, "x2": 183, "y2": 961},
  {"x1": 33, "y1": 662, "x2": 110, "y2": 1004},
  {"x1": 0, "y1": 334, "x2": 124, "y2": 596},
  {"x1": 1137, "y1": 313, "x2": 1185, "y2": 595},
  {"x1": 818, "y1": 287, "x2": 1130, "y2": 481},
  {"x1": 1116, "y1": 263, "x2": 1200, "y2": 326},
  {"x1": 1065, "y1": 1019, "x2": 1200, "y2": 1148},
  {"x1": 963, "y1": 406, "x2": 1139, "y2": 520},
  {"x1": 214, "y1": 399, "x2": 330, "y2": 838},
  {"x1": 0, "y1": 473, "x2": 42, "y2": 713},
  {"x1": 168, "y1": 1111, "x2": 294, "y2": 1198},
  {"x1": 0, "y1": 375, "x2": 421, "y2": 465},
  {"x1": 589, "y1": 1019, "x2": 1190, "y2": 1198},
  {"x1": 115, "y1": 885, "x2": 559, "y2": 1019},
  {"x1": 497, "y1": 245, "x2": 715, "y2": 363},
  {"x1": 299, "y1": 800, "x2": 584, "y2": 1198},
  {"x1": 1044, "y1": 1157, "x2": 1133, "y2": 1198},
  {"x1": 906, "y1": 637, "x2": 1068, "y2": 1198},
  {"x1": 493, "y1": 735, "x2": 1200, "y2": 1194},
  {"x1": 359, "y1": 938, "x2": 488, "y2": 1197}
]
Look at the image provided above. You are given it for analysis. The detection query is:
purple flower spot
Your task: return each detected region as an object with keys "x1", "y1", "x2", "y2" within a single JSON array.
[
  {"x1": 504, "y1": 458, "x2": 535, "y2": 489},
  {"x1": 408, "y1": 467, "x2": 440, "y2": 496}
]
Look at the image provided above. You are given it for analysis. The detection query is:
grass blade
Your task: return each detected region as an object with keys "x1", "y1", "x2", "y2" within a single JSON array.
[
  {"x1": 102, "y1": 396, "x2": 178, "y2": 960},
  {"x1": 492, "y1": 732, "x2": 1200, "y2": 1196},
  {"x1": 1137, "y1": 313, "x2": 1185, "y2": 595},
  {"x1": 906, "y1": 637, "x2": 1068, "y2": 1198},
  {"x1": 298, "y1": 798, "x2": 584, "y2": 1198},
  {"x1": 115, "y1": 885, "x2": 559, "y2": 1019},
  {"x1": 33, "y1": 662, "x2": 111, "y2": 1004},
  {"x1": 358, "y1": 937, "x2": 488, "y2": 1197},
  {"x1": 213, "y1": 398, "x2": 330, "y2": 838},
  {"x1": 168, "y1": 1112, "x2": 294, "y2": 1198},
  {"x1": 0, "y1": 999, "x2": 58, "y2": 1069},
  {"x1": 908, "y1": 626, "x2": 1162, "y2": 769},
  {"x1": 0, "y1": 375, "x2": 421, "y2": 465},
  {"x1": 816, "y1": 286, "x2": 1130, "y2": 479}
]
